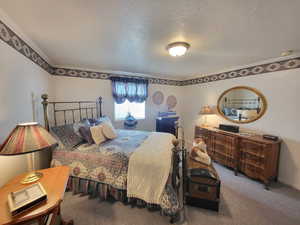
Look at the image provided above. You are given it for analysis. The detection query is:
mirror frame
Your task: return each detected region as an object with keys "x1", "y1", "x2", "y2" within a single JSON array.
[{"x1": 217, "y1": 86, "x2": 267, "y2": 124}]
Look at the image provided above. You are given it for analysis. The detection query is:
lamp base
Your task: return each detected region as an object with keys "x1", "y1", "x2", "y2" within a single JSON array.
[{"x1": 21, "y1": 172, "x2": 43, "y2": 184}]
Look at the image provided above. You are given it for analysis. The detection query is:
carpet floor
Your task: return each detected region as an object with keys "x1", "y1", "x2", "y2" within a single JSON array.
[{"x1": 60, "y1": 163, "x2": 300, "y2": 225}]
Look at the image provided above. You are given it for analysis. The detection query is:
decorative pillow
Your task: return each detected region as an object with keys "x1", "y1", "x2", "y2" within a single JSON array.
[
  {"x1": 94, "y1": 116, "x2": 113, "y2": 126},
  {"x1": 231, "y1": 108, "x2": 237, "y2": 116},
  {"x1": 242, "y1": 110, "x2": 258, "y2": 120},
  {"x1": 79, "y1": 126, "x2": 94, "y2": 145},
  {"x1": 90, "y1": 125, "x2": 106, "y2": 145},
  {"x1": 73, "y1": 119, "x2": 90, "y2": 137},
  {"x1": 101, "y1": 122, "x2": 118, "y2": 139},
  {"x1": 224, "y1": 107, "x2": 236, "y2": 116},
  {"x1": 88, "y1": 118, "x2": 97, "y2": 126},
  {"x1": 51, "y1": 124, "x2": 84, "y2": 148}
]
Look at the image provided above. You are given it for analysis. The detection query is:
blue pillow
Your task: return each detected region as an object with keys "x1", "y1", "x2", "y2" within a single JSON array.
[
  {"x1": 73, "y1": 119, "x2": 90, "y2": 136},
  {"x1": 223, "y1": 108, "x2": 232, "y2": 116},
  {"x1": 93, "y1": 116, "x2": 113, "y2": 126},
  {"x1": 51, "y1": 124, "x2": 84, "y2": 148}
]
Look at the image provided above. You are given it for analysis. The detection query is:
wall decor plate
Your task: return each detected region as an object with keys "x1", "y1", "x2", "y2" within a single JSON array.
[
  {"x1": 152, "y1": 91, "x2": 164, "y2": 105},
  {"x1": 166, "y1": 95, "x2": 177, "y2": 109}
]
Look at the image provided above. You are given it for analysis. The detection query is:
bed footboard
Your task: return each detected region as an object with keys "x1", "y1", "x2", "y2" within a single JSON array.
[{"x1": 171, "y1": 139, "x2": 186, "y2": 223}]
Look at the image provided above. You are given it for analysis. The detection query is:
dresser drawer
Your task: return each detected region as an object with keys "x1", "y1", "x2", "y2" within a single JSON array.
[{"x1": 240, "y1": 139, "x2": 266, "y2": 157}]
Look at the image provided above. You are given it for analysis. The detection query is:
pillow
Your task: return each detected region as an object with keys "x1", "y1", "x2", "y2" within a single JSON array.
[
  {"x1": 231, "y1": 108, "x2": 237, "y2": 116},
  {"x1": 90, "y1": 124, "x2": 106, "y2": 145},
  {"x1": 101, "y1": 122, "x2": 118, "y2": 139},
  {"x1": 73, "y1": 119, "x2": 90, "y2": 137},
  {"x1": 242, "y1": 110, "x2": 258, "y2": 119},
  {"x1": 79, "y1": 126, "x2": 94, "y2": 145},
  {"x1": 88, "y1": 118, "x2": 97, "y2": 126},
  {"x1": 223, "y1": 107, "x2": 232, "y2": 116},
  {"x1": 51, "y1": 124, "x2": 84, "y2": 148},
  {"x1": 94, "y1": 116, "x2": 113, "y2": 126}
]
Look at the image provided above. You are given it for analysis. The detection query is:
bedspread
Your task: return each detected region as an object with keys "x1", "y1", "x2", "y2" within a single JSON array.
[
  {"x1": 51, "y1": 129, "x2": 149, "y2": 189},
  {"x1": 50, "y1": 129, "x2": 180, "y2": 214},
  {"x1": 127, "y1": 132, "x2": 174, "y2": 204}
]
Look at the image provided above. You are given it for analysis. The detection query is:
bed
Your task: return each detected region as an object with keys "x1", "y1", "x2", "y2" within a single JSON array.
[{"x1": 41, "y1": 94, "x2": 185, "y2": 223}]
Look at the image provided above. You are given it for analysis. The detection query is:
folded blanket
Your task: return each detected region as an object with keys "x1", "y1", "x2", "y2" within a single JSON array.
[{"x1": 127, "y1": 132, "x2": 175, "y2": 204}]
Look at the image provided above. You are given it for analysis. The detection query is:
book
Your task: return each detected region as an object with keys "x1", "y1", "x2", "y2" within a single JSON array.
[{"x1": 8, "y1": 182, "x2": 47, "y2": 216}]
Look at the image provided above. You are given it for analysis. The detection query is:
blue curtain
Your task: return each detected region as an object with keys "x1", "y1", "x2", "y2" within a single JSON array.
[{"x1": 110, "y1": 77, "x2": 149, "y2": 104}]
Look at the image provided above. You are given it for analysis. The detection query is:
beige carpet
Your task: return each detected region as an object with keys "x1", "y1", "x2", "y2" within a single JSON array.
[{"x1": 60, "y1": 163, "x2": 300, "y2": 225}]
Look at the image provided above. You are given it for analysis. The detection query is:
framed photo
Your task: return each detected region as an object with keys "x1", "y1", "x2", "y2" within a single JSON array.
[{"x1": 8, "y1": 182, "x2": 47, "y2": 216}]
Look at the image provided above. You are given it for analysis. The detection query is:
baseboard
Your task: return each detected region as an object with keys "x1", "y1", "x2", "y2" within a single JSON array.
[{"x1": 277, "y1": 179, "x2": 300, "y2": 191}]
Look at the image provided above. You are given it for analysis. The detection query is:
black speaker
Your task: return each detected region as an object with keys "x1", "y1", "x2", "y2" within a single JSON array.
[
  {"x1": 219, "y1": 124, "x2": 239, "y2": 133},
  {"x1": 263, "y1": 134, "x2": 279, "y2": 141}
]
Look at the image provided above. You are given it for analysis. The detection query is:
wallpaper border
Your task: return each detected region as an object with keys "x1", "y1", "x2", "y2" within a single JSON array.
[
  {"x1": 1, "y1": 19, "x2": 300, "y2": 87},
  {"x1": 181, "y1": 57, "x2": 300, "y2": 86},
  {"x1": 52, "y1": 67, "x2": 183, "y2": 86},
  {"x1": 0, "y1": 20, "x2": 54, "y2": 74}
]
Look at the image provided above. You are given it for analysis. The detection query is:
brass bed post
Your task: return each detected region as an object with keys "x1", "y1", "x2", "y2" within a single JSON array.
[
  {"x1": 41, "y1": 94, "x2": 50, "y2": 131},
  {"x1": 175, "y1": 122, "x2": 187, "y2": 209},
  {"x1": 79, "y1": 103, "x2": 82, "y2": 121},
  {"x1": 98, "y1": 97, "x2": 103, "y2": 117},
  {"x1": 171, "y1": 137, "x2": 185, "y2": 224}
]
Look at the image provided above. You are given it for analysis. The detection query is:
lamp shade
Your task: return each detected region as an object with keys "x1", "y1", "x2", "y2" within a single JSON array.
[
  {"x1": 199, "y1": 105, "x2": 214, "y2": 115},
  {"x1": 0, "y1": 122, "x2": 57, "y2": 156}
]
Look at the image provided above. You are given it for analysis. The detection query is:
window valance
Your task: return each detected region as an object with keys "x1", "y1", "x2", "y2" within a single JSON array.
[{"x1": 110, "y1": 76, "x2": 149, "y2": 104}]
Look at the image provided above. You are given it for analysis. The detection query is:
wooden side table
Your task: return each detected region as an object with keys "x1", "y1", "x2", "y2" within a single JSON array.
[{"x1": 0, "y1": 166, "x2": 73, "y2": 225}]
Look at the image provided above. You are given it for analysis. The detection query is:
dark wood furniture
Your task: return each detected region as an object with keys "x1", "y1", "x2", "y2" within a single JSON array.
[
  {"x1": 156, "y1": 116, "x2": 179, "y2": 135},
  {"x1": 185, "y1": 157, "x2": 220, "y2": 211},
  {"x1": 0, "y1": 166, "x2": 73, "y2": 225},
  {"x1": 195, "y1": 126, "x2": 281, "y2": 189}
]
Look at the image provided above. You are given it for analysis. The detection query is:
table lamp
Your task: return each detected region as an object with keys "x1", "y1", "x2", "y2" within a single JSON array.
[
  {"x1": 199, "y1": 105, "x2": 215, "y2": 127},
  {"x1": 0, "y1": 122, "x2": 58, "y2": 184}
]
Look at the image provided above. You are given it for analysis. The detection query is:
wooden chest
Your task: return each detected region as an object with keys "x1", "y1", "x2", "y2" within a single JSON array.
[{"x1": 186, "y1": 157, "x2": 221, "y2": 211}]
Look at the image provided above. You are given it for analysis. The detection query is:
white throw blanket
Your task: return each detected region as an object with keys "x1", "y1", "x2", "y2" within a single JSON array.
[{"x1": 127, "y1": 132, "x2": 175, "y2": 204}]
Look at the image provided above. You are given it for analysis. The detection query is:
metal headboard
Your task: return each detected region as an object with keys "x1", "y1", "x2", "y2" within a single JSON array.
[
  {"x1": 224, "y1": 97, "x2": 261, "y2": 113},
  {"x1": 41, "y1": 94, "x2": 102, "y2": 131}
]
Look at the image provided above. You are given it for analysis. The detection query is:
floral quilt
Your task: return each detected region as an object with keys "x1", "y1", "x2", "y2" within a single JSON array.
[
  {"x1": 51, "y1": 129, "x2": 179, "y2": 214},
  {"x1": 51, "y1": 129, "x2": 150, "y2": 189}
]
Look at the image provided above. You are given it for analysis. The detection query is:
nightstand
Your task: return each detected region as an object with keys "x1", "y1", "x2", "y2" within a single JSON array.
[{"x1": 0, "y1": 166, "x2": 73, "y2": 225}]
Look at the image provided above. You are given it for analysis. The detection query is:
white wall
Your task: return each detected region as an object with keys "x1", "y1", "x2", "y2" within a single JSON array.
[
  {"x1": 0, "y1": 41, "x2": 52, "y2": 187},
  {"x1": 50, "y1": 76, "x2": 183, "y2": 131},
  {"x1": 181, "y1": 69, "x2": 300, "y2": 190}
]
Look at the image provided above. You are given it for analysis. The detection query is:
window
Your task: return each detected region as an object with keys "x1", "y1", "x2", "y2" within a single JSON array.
[{"x1": 114, "y1": 100, "x2": 145, "y2": 120}]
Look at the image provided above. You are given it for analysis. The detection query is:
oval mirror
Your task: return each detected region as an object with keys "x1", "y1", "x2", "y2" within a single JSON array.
[{"x1": 217, "y1": 86, "x2": 267, "y2": 124}]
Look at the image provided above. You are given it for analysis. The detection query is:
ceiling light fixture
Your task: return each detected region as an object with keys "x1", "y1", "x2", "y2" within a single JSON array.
[{"x1": 167, "y1": 42, "x2": 190, "y2": 57}]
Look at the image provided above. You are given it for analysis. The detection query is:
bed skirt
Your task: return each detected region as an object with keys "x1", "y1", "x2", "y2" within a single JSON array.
[{"x1": 66, "y1": 176, "x2": 179, "y2": 217}]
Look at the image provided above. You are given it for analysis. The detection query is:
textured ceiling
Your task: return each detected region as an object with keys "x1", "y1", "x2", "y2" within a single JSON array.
[{"x1": 1, "y1": 0, "x2": 299, "y2": 79}]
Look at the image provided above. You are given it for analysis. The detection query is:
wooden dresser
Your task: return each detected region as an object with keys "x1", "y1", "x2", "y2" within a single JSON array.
[{"x1": 195, "y1": 126, "x2": 281, "y2": 189}]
